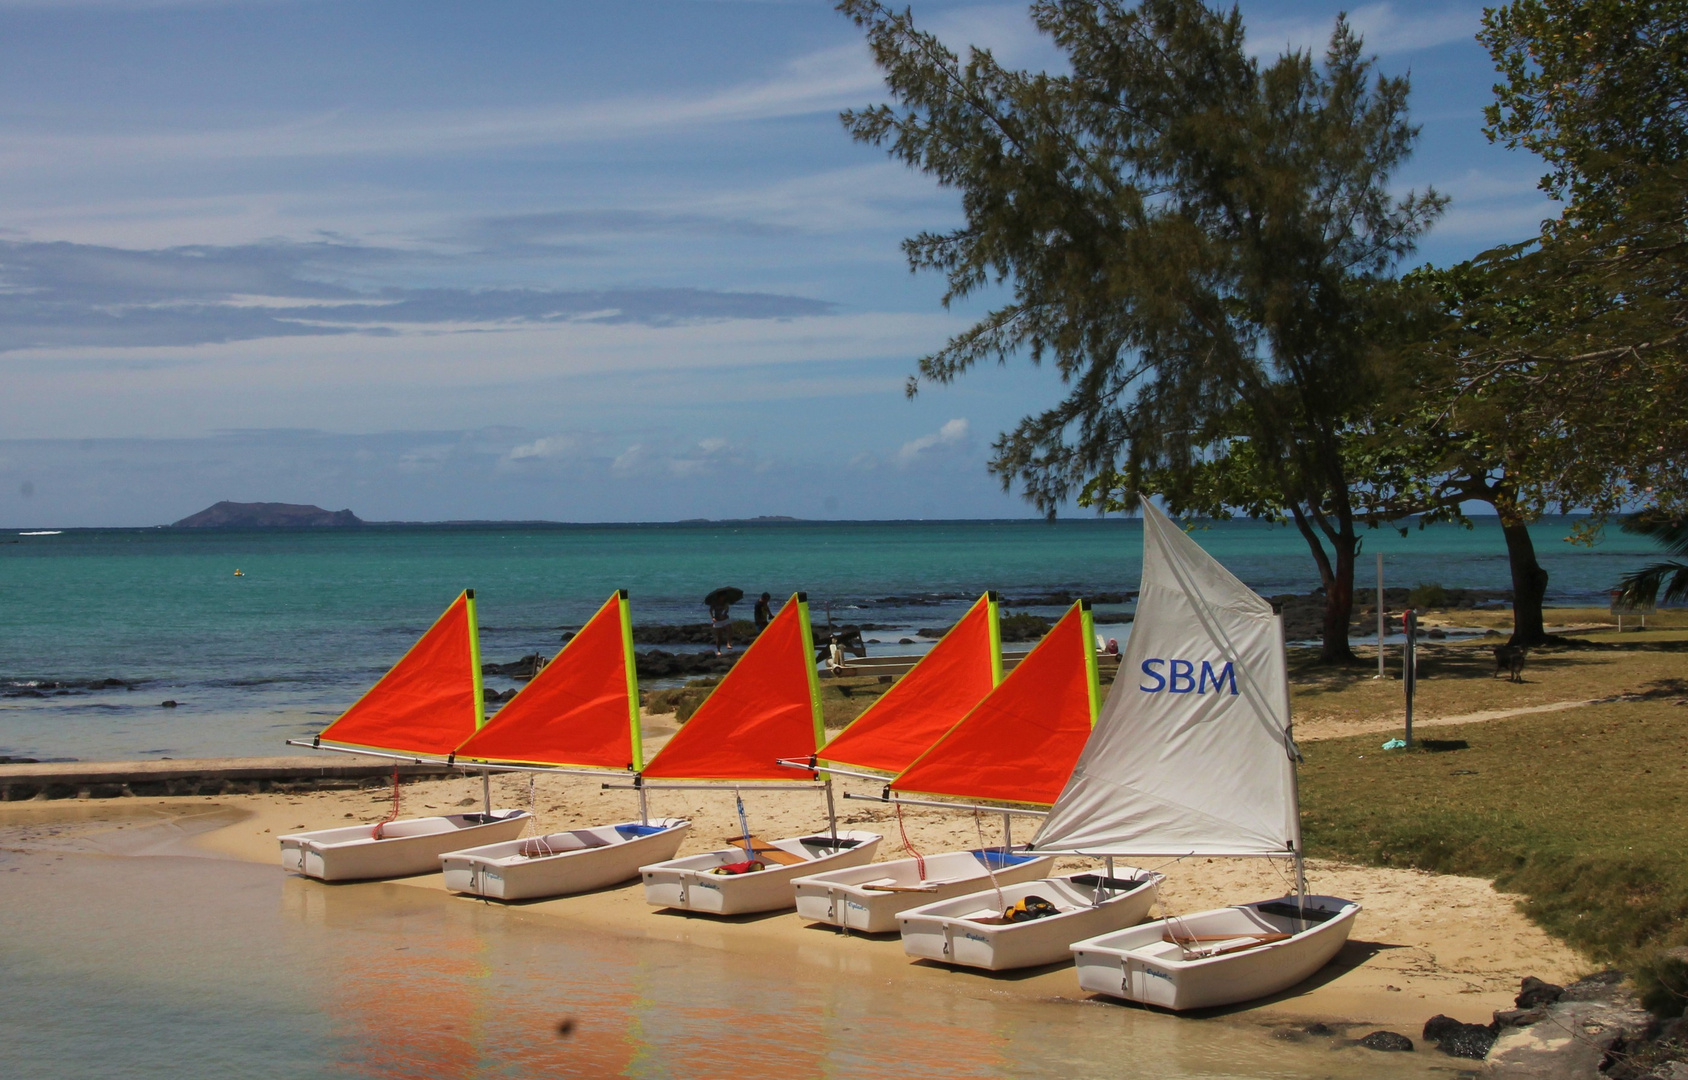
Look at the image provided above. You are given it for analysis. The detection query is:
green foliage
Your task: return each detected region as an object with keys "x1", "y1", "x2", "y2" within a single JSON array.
[
  {"x1": 1407, "y1": 582, "x2": 1449, "y2": 609},
  {"x1": 998, "y1": 612, "x2": 1053, "y2": 642},
  {"x1": 1636, "y1": 949, "x2": 1688, "y2": 1019},
  {"x1": 1481, "y1": 0, "x2": 1688, "y2": 217},
  {"x1": 1619, "y1": 512, "x2": 1688, "y2": 606},
  {"x1": 837, "y1": 0, "x2": 1442, "y2": 661},
  {"x1": 643, "y1": 677, "x2": 721, "y2": 723}
]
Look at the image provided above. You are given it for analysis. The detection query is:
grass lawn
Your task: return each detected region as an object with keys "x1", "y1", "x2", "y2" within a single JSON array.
[
  {"x1": 1289, "y1": 629, "x2": 1688, "y2": 737},
  {"x1": 1300, "y1": 696, "x2": 1688, "y2": 967}
]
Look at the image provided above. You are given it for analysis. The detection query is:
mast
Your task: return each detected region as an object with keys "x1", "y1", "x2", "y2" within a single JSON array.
[
  {"x1": 793, "y1": 592, "x2": 835, "y2": 839},
  {"x1": 1079, "y1": 598, "x2": 1101, "y2": 725},
  {"x1": 986, "y1": 590, "x2": 1004, "y2": 686},
  {"x1": 465, "y1": 589, "x2": 490, "y2": 814},
  {"x1": 1279, "y1": 610, "x2": 1308, "y2": 910},
  {"x1": 618, "y1": 589, "x2": 648, "y2": 824},
  {"x1": 618, "y1": 589, "x2": 643, "y2": 772}
]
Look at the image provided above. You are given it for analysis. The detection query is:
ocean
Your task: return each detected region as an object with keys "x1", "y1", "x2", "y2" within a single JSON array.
[{"x1": 0, "y1": 516, "x2": 1659, "y2": 762}]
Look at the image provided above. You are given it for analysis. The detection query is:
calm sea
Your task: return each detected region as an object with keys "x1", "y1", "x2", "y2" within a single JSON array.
[{"x1": 0, "y1": 517, "x2": 1658, "y2": 762}]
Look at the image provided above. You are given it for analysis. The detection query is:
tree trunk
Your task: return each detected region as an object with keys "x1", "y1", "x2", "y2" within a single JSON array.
[
  {"x1": 1500, "y1": 517, "x2": 1550, "y2": 646},
  {"x1": 1320, "y1": 526, "x2": 1359, "y2": 663},
  {"x1": 1288, "y1": 506, "x2": 1360, "y2": 664}
]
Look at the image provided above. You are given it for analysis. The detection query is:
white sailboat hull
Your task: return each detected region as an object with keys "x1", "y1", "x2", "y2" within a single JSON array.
[
  {"x1": 640, "y1": 831, "x2": 882, "y2": 916},
  {"x1": 898, "y1": 870, "x2": 1161, "y2": 971},
  {"x1": 440, "y1": 819, "x2": 691, "y2": 900},
  {"x1": 1071, "y1": 895, "x2": 1359, "y2": 1010},
  {"x1": 280, "y1": 810, "x2": 531, "y2": 882},
  {"x1": 792, "y1": 849, "x2": 1056, "y2": 933}
]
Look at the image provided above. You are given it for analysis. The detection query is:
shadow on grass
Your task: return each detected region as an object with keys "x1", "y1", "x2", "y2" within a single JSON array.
[
  {"x1": 1639, "y1": 676, "x2": 1688, "y2": 699},
  {"x1": 1290, "y1": 641, "x2": 1598, "y2": 697}
]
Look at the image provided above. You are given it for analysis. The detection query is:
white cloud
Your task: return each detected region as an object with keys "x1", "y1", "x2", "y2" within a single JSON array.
[
  {"x1": 897, "y1": 417, "x2": 970, "y2": 464},
  {"x1": 505, "y1": 434, "x2": 586, "y2": 462},
  {"x1": 0, "y1": 40, "x2": 884, "y2": 174},
  {"x1": 1248, "y1": 3, "x2": 1480, "y2": 59},
  {"x1": 609, "y1": 435, "x2": 754, "y2": 480},
  {"x1": 1422, "y1": 168, "x2": 1559, "y2": 242}
]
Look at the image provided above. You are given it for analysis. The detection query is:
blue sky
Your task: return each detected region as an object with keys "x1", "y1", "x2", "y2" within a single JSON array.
[{"x1": 0, "y1": 0, "x2": 1554, "y2": 526}]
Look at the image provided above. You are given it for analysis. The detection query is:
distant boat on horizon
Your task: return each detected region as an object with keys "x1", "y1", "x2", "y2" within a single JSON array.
[{"x1": 18, "y1": 530, "x2": 61, "y2": 536}]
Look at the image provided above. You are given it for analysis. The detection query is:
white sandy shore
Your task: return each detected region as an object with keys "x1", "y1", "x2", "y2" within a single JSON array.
[
  {"x1": 191, "y1": 719, "x2": 1585, "y2": 1027},
  {"x1": 1, "y1": 708, "x2": 1588, "y2": 1032}
]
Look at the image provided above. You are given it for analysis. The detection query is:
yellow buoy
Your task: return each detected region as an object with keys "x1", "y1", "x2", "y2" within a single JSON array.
[{"x1": 234, "y1": 569, "x2": 245, "y2": 577}]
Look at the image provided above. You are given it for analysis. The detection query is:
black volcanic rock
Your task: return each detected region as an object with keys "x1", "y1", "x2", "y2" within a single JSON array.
[{"x1": 172, "y1": 501, "x2": 363, "y2": 528}]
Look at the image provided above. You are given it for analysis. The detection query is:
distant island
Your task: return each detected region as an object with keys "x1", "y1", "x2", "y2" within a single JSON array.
[{"x1": 171, "y1": 501, "x2": 363, "y2": 528}]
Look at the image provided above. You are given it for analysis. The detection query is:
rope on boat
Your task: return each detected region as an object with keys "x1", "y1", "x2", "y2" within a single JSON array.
[
  {"x1": 895, "y1": 802, "x2": 925, "y2": 881},
  {"x1": 371, "y1": 764, "x2": 403, "y2": 840}
]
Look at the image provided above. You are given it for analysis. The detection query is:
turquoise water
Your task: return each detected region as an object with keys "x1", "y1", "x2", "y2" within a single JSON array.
[{"x1": 0, "y1": 517, "x2": 1658, "y2": 761}]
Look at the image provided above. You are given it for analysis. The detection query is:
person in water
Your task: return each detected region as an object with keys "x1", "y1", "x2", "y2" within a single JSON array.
[
  {"x1": 753, "y1": 592, "x2": 773, "y2": 632},
  {"x1": 710, "y1": 600, "x2": 733, "y2": 656}
]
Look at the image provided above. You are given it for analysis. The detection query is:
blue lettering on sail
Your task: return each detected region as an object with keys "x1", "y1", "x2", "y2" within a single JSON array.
[
  {"x1": 1168, "y1": 659, "x2": 1195, "y2": 693},
  {"x1": 1198, "y1": 660, "x2": 1237, "y2": 695},
  {"x1": 1139, "y1": 659, "x2": 1240, "y2": 695}
]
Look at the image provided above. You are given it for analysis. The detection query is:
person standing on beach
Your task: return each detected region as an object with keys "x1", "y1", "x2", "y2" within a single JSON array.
[
  {"x1": 710, "y1": 600, "x2": 733, "y2": 656},
  {"x1": 753, "y1": 592, "x2": 773, "y2": 633}
]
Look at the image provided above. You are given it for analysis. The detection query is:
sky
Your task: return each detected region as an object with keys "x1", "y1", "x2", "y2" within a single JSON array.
[{"x1": 0, "y1": 0, "x2": 1557, "y2": 527}]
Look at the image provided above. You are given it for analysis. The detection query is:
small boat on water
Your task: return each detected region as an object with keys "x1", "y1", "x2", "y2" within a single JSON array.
[
  {"x1": 1038, "y1": 502, "x2": 1360, "y2": 1010},
  {"x1": 638, "y1": 593, "x2": 882, "y2": 915},
  {"x1": 441, "y1": 591, "x2": 691, "y2": 900},
  {"x1": 794, "y1": 592, "x2": 1057, "y2": 932},
  {"x1": 279, "y1": 590, "x2": 531, "y2": 881},
  {"x1": 890, "y1": 601, "x2": 1161, "y2": 970}
]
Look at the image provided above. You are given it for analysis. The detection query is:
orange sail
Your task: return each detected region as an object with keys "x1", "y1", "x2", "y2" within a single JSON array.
[
  {"x1": 891, "y1": 600, "x2": 1099, "y2": 806},
  {"x1": 641, "y1": 593, "x2": 823, "y2": 781},
  {"x1": 454, "y1": 591, "x2": 642, "y2": 770},
  {"x1": 317, "y1": 590, "x2": 485, "y2": 757},
  {"x1": 819, "y1": 592, "x2": 1001, "y2": 774}
]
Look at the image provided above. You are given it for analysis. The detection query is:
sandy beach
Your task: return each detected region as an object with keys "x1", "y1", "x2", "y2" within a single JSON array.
[{"x1": 2, "y1": 703, "x2": 1584, "y2": 1036}]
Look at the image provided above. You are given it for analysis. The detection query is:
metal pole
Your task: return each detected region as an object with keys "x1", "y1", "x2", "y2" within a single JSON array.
[
  {"x1": 637, "y1": 777, "x2": 649, "y2": 826},
  {"x1": 733, "y1": 787, "x2": 755, "y2": 861},
  {"x1": 825, "y1": 776, "x2": 838, "y2": 843},
  {"x1": 840, "y1": 791, "x2": 1048, "y2": 818},
  {"x1": 1002, "y1": 811, "x2": 1013, "y2": 850},
  {"x1": 1376, "y1": 553, "x2": 1385, "y2": 679},
  {"x1": 482, "y1": 769, "x2": 492, "y2": 815},
  {"x1": 1403, "y1": 609, "x2": 1417, "y2": 748}
]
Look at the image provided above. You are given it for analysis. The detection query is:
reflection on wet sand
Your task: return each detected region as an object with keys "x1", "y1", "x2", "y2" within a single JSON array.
[
  {"x1": 4, "y1": 804, "x2": 1454, "y2": 1080},
  {"x1": 284, "y1": 879, "x2": 638, "y2": 1078}
]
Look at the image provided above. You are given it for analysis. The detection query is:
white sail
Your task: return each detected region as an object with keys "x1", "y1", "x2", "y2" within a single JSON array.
[{"x1": 1031, "y1": 502, "x2": 1300, "y2": 857}]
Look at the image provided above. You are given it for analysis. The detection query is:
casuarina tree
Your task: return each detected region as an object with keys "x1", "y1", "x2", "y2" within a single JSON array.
[{"x1": 837, "y1": 0, "x2": 1443, "y2": 661}]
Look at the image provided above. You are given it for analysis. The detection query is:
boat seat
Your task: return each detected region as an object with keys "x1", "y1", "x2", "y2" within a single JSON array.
[
  {"x1": 1165, "y1": 932, "x2": 1291, "y2": 957},
  {"x1": 725, "y1": 836, "x2": 808, "y2": 866}
]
